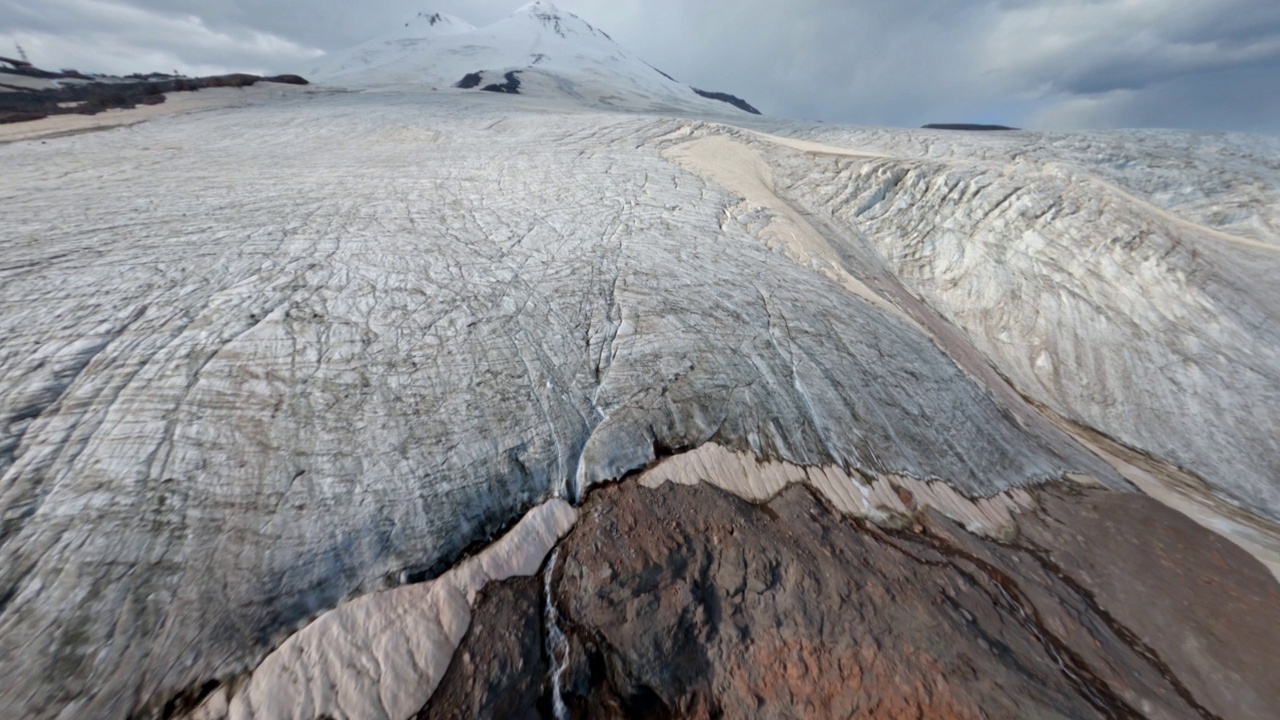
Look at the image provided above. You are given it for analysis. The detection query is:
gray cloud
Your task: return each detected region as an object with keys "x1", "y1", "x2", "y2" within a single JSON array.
[
  {"x1": 1027, "y1": 64, "x2": 1280, "y2": 133},
  {"x1": 2, "y1": 0, "x2": 1277, "y2": 134},
  {"x1": 0, "y1": 0, "x2": 323, "y2": 76},
  {"x1": 980, "y1": 0, "x2": 1280, "y2": 132},
  {"x1": 978, "y1": 0, "x2": 1280, "y2": 94}
]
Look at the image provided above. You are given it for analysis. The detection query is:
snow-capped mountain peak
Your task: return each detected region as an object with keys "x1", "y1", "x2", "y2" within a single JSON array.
[
  {"x1": 514, "y1": 1, "x2": 610, "y2": 40},
  {"x1": 402, "y1": 11, "x2": 475, "y2": 35},
  {"x1": 310, "y1": 3, "x2": 759, "y2": 116}
]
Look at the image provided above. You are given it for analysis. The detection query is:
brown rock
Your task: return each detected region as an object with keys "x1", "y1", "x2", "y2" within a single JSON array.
[
  {"x1": 424, "y1": 480, "x2": 1280, "y2": 719},
  {"x1": 1018, "y1": 487, "x2": 1280, "y2": 720},
  {"x1": 418, "y1": 576, "x2": 551, "y2": 720},
  {"x1": 553, "y1": 483, "x2": 1080, "y2": 718}
]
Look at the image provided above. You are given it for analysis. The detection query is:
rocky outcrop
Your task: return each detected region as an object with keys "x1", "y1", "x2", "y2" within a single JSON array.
[
  {"x1": 921, "y1": 123, "x2": 1018, "y2": 131},
  {"x1": 417, "y1": 577, "x2": 550, "y2": 720},
  {"x1": 691, "y1": 88, "x2": 761, "y2": 115},
  {"x1": 1017, "y1": 488, "x2": 1280, "y2": 719},
  {"x1": 0, "y1": 68, "x2": 307, "y2": 124},
  {"x1": 454, "y1": 72, "x2": 484, "y2": 89},
  {"x1": 481, "y1": 71, "x2": 523, "y2": 94},
  {"x1": 430, "y1": 480, "x2": 1280, "y2": 719}
]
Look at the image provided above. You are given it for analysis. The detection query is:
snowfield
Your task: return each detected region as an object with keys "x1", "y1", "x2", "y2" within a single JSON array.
[{"x1": 1, "y1": 4, "x2": 1279, "y2": 719}]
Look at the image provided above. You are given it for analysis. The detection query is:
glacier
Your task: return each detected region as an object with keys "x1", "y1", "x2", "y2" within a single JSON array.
[{"x1": 1, "y1": 3, "x2": 1278, "y2": 719}]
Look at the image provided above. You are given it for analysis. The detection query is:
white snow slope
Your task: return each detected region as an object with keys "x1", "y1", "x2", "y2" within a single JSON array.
[
  {"x1": 0, "y1": 9, "x2": 1279, "y2": 720},
  {"x1": 310, "y1": 2, "x2": 760, "y2": 116}
]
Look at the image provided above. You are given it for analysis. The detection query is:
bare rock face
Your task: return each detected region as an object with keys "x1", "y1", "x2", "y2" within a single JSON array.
[
  {"x1": 421, "y1": 480, "x2": 1280, "y2": 720},
  {"x1": 1016, "y1": 488, "x2": 1280, "y2": 719},
  {"x1": 418, "y1": 577, "x2": 550, "y2": 720},
  {"x1": 0, "y1": 67, "x2": 306, "y2": 124}
]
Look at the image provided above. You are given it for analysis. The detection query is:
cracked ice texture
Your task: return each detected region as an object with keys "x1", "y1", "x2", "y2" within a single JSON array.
[
  {"x1": 0, "y1": 91, "x2": 1117, "y2": 718},
  {"x1": 764, "y1": 126, "x2": 1280, "y2": 519},
  {"x1": 801, "y1": 127, "x2": 1280, "y2": 245}
]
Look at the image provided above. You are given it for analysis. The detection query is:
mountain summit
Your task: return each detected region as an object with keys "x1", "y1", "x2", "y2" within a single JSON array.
[
  {"x1": 311, "y1": 2, "x2": 761, "y2": 114},
  {"x1": 398, "y1": 10, "x2": 476, "y2": 35}
]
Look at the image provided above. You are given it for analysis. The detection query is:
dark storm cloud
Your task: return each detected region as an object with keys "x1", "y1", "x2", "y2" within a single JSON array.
[
  {"x1": 2, "y1": 0, "x2": 1277, "y2": 133},
  {"x1": 979, "y1": 0, "x2": 1280, "y2": 94},
  {"x1": 1026, "y1": 65, "x2": 1280, "y2": 133},
  {"x1": 978, "y1": 0, "x2": 1280, "y2": 131}
]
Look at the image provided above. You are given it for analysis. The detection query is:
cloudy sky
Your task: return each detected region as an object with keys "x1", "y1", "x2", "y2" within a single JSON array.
[{"x1": 3, "y1": 0, "x2": 1278, "y2": 133}]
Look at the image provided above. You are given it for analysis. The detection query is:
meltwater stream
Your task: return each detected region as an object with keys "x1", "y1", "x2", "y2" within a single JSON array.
[{"x1": 544, "y1": 548, "x2": 571, "y2": 720}]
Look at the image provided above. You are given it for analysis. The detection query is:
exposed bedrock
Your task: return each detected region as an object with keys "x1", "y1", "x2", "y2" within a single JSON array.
[
  {"x1": 428, "y1": 480, "x2": 1280, "y2": 720},
  {"x1": 691, "y1": 88, "x2": 761, "y2": 115},
  {"x1": 416, "y1": 577, "x2": 551, "y2": 720},
  {"x1": 0, "y1": 69, "x2": 308, "y2": 124}
]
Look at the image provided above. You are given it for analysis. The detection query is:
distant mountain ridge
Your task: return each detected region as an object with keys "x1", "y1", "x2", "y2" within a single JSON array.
[
  {"x1": 310, "y1": 1, "x2": 761, "y2": 115},
  {"x1": 0, "y1": 64, "x2": 306, "y2": 124},
  {"x1": 923, "y1": 123, "x2": 1019, "y2": 131}
]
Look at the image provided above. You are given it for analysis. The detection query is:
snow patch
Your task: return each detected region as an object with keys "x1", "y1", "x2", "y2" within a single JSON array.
[{"x1": 202, "y1": 500, "x2": 578, "y2": 720}]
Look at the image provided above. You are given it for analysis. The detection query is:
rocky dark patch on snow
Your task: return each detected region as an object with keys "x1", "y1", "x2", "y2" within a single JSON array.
[
  {"x1": 692, "y1": 88, "x2": 761, "y2": 115},
  {"x1": 529, "y1": 9, "x2": 571, "y2": 39},
  {"x1": 0, "y1": 67, "x2": 307, "y2": 124},
  {"x1": 646, "y1": 64, "x2": 677, "y2": 82},
  {"x1": 454, "y1": 72, "x2": 484, "y2": 89},
  {"x1": 427, "y1": 480, "x2": 1280, "y2": 719},
  {"x1": 481, "y1": 71, "x2": 523, "y2": 95},
  {"x1": 923, "y1": 123, "x2": 1019, "y2": 131}
]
